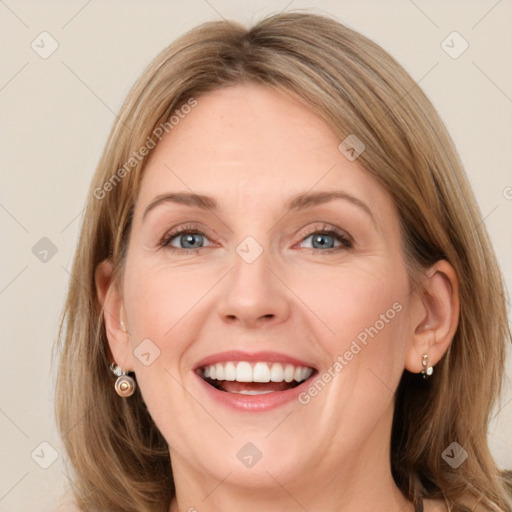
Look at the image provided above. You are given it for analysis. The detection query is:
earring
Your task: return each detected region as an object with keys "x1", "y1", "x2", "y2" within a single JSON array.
[
  {"x1": 420, "y1": 354, "x2": 434, "y2": 378},
  {"x1": 110, "y1": 363, "x2": 136, "y2": 397}
]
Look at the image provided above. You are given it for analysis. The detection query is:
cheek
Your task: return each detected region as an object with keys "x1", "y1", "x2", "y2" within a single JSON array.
[
  {"x1": 121, "y1": 258, "x2": 219, "y2": 401},
  {"x1": 123, "y1": 257, "x2": 211, "y2": 341},
  {"x1": 289, "y1": 261, "x2": 412, "y2": 416},
  {"x1": 292, "y1": 261, "x2": 409, "y2": 350},
  {"x1": 296, "y1": 264, "x2": 411, "y2": 430},
  {"x1": 121, "y1": 261, "x2": 204, "y2": 441}
]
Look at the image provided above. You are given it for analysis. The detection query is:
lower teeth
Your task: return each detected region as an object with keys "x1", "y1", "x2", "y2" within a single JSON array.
[
  {"x1": 203, "y1": 377, "x2": 307, "y2": 393},
  {"x1": 232, "y1": 390, "x2": 275, "y2": 395}
]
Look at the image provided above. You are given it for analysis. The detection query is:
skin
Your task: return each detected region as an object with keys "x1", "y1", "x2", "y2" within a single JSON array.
[{"x1": 96, "y1": 84, "x2": 458, "y2": 512}]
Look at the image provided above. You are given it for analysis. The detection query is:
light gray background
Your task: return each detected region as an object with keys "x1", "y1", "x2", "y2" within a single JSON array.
[{"x1": 1, "y1": 1, "x2": 511, "y2": 510}]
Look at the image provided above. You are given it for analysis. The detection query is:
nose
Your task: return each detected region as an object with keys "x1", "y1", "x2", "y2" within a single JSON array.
[{"x1": 217, "y1": 247, "x2": 291, "y2": 329}]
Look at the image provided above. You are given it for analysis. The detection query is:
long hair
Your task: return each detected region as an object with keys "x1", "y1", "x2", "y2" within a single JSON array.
[{"x1": 55, "y1": 11, "x2": 512, "y2": 511}]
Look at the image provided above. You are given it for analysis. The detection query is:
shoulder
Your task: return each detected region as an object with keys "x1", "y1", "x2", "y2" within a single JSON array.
[
  {"x1": 424, "y1": 496, "x2": 500, "y2": 511},
  {"x1": 423, "y1": 498, "x2": 448, "y2": 512},
  {"x1": 52, "y1": 505, "x2": 80, "y2": 512},
  {"x1": 52, "y1": 495, "x2": 80, "y2": 512}
]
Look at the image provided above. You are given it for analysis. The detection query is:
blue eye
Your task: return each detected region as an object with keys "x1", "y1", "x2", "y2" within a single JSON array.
[
  {"x1": 175, "y1": 233, "x2": 204, "y2": 249},
  {"x1": 311, "y1": 233, "x2": 335, "y2": 249},
  {"x1": 162, "y1": 230, "x2": 211, "y2": 250},
  {"x1": 300, "y1": 230, "x2": 351, "y2": 250}
]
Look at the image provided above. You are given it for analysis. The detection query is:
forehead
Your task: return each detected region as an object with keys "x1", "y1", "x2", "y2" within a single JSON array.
[{"x1": 135, "y1": 84, "x2": 393, "y2": 220}]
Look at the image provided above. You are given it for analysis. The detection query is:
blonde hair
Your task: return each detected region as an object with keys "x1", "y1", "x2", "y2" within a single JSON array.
[{"x1": 55, "y1": 11, "x2": 512, "y2": 512}]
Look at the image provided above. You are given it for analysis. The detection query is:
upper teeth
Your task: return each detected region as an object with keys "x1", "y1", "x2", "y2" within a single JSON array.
[{"x1": 202, "y1": 361, "x2": 313, "y2": 383}]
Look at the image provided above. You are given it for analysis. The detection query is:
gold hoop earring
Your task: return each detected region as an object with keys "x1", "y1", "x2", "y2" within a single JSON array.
[
  {"x1": 110, "y1": 363, "x2": 136, "y2": 397},
  {"x1": 420, "y1": 354, "x2": 434, "y2": 378}
]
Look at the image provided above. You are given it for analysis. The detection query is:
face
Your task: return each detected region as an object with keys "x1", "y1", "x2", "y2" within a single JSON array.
[{"x1": 112, "y1": 84, "x2": 418, "y2": 494}]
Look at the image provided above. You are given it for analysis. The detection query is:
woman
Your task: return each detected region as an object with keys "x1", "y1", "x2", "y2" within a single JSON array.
[{"x1": 55, "y1": 11, "x2": 512, "y2": 512}]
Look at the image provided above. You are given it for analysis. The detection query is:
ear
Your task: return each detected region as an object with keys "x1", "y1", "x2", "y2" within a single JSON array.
[
  {"x1": 404, "y1": 260, "x2": 459, "y2": 374},
  {"x1": 95, "y1": 259, "x2": 134, "y2": 371}
]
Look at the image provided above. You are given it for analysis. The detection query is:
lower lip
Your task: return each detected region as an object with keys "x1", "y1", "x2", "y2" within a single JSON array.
[{"x1": 194, "y1": 372, "x2": 315, "y2": 412}]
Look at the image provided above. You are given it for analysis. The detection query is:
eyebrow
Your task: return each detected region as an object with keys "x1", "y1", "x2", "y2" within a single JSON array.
[
  {"x1": 142, "y1": 190, "x2": 375, "y2": 225},
  {"x1": 142, "y1": 193, "x2": 217, "y2": 221},
  {"x1": 286, "y1": 190, "x2": 375, "y2": 224}
]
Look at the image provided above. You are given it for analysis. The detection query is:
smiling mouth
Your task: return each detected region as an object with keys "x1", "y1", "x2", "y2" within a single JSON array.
[{"x1": 197, "y1": 361, "x2": 315, "y2": 395}]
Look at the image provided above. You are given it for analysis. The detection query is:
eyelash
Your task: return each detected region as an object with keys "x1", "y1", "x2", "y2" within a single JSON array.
[
  {"x1": 159, "y1": 224, "x2": 210, "y2": 253},
  {"x1": 159, "y1": 223, "x2": 353, "y2": 253},
  {"x1": 298, "y1": 225, "x2": 352, "y2": 252}
]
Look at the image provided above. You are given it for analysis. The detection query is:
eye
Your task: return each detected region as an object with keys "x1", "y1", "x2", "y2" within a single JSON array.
[
  {"x1": 160, "y1": 226, "x2": 214, "y2": 251},
  {"x1": 299, "y1": 227, "x2": 352, "y2": 251}
]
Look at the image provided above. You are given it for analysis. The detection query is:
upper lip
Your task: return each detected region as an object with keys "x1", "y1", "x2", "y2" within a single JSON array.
[{"x1": 193, "y1": 350, "x2": 317, "y2": 371}]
